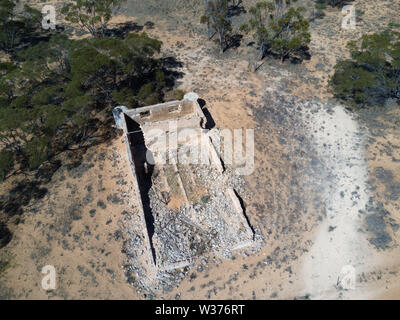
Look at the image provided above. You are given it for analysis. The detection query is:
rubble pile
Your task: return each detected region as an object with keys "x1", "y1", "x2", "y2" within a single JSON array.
[{"x1": 149, "y1": 162, "x2": 252, "y2": 270}]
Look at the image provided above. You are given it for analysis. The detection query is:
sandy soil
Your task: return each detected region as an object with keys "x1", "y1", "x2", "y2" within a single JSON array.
[
  {"x1": 1, "y1": 0, "x2": 399, "y2": 300},
  {"x1": 0, "y1": 138, "x2": 141, "y2": 299}
]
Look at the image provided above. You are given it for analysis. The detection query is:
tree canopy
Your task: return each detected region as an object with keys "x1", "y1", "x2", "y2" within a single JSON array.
[
  {"x1": 330, "y1": 31, "x2": 400, "y2": 107},
  {"x1": 61, "y1": 0, "x2": 127, "y2": 37},
  {"x1": 0, "y1": 0, "x2": 42, "y2": 53},
  {"x1": 241, "y1": 0, "x2": 310, "y2": 68},
  {"x1": 0, "y1": 21, "x2": 171, "y2": 179},
  {"x1": 201, "y1": 0, "x2": 233, "y2": 53}
]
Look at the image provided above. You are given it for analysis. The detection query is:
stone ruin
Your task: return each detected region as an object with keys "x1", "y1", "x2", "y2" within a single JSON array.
[{"x1": 114, "y1": 94, "x2": 254, "y2": 282}]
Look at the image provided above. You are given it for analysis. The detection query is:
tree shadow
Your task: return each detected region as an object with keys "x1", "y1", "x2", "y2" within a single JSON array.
[
  {"x1": 252, "y1": 44, "x2": 311, "y2": 69},
  {"x1": 125, "y1": 115, "x2": 157, "y2": 264},
  {"x1": 334, "y1": 0, "x2": 355, "y2": 8},
  {"x1": 19, "y1": 33, "x2": 52, "y2": 48},
  {"x1": 161, "y1": 56, "x2": 185, "y2": 89},
  {"x1": 227, "y1": 2, "x2": 246, "y2": 18},
  {"x1": 225, "y1": 34, "x2": 243, "y2": 51},
  {"x1": 144, "y1": 21, "x2": 155, "y2": 29},
  {"x1": 308, "y1": 9, "x2": 326, "y2": 22},
  {"x1": 10, "y1": 23, "x2": 67, "y2": 56},
  {"x1": 0, "y1": 223, "x2": 12, "y2": 249},
  {"x1": 0, "y1": 181, "x2": 48, "y2": 219},
  {"x1": 289, "y1": 46, "x2": 312, "y2": 64},
  {"x1": 104, "y1": 21, "x2": 144, "y2": 39}
]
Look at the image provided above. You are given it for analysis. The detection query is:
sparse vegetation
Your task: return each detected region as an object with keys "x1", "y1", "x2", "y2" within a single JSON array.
[
  {"x1": 312, "y1": 0, "x2": 355, "y2": 20},
  {"x1": 201, "y1": 195, "x2": 210, "y2": 203},
  {"x1": 0, "y1": 260, "x2": 10, "y2": 275},
  {"x1": 241, "y1": 0, "x2": 310, "y2": 69},
  {"x1": 61, "y1": 0, "x2": 127, "y2": 38}
]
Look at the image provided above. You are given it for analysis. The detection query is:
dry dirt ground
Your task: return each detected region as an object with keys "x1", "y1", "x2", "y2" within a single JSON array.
[{"x1": 0, "y1": 0, "x2": 399, "y2": 299}]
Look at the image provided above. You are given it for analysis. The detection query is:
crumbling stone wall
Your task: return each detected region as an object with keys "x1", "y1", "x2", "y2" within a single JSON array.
[{"x1": 117, "y1": 97, "x2": 254, "y2": 280}]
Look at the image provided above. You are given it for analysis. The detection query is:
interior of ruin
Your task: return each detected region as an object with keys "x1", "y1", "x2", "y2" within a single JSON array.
[{"x1": 117, "y1": 97, "x2": 254, "y2": 274}]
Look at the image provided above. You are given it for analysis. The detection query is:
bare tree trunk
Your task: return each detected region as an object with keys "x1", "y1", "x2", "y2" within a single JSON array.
[
  {"x1": 219, "y1": 30, "x2": 224, "y2": 53},
  {"x1": 251, "y1": 42, "x2": 266, "y2": 72}
]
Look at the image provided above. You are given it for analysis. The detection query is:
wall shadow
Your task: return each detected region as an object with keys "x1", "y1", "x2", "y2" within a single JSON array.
[
  {"x1": 198, "y1": 99, "x2": 216, "y2": 130},
  {"x1": 125, "y1": 115, "x2": 157, "y2": 264},
  {"x1": 233, "y1": 189, "x2": 255, "y2": 236}
]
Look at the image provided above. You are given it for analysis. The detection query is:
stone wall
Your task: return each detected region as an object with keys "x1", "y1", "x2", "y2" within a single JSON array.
[{"x1": 119, "y1": 97, "x2": 254, "y2": 276}]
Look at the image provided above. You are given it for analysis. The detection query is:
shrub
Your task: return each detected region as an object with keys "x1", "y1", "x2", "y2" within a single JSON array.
[
  {"x1": 137, "y1": 84, "x2": 153, "y2": 101},
  {"x1": 0, "y1": 150, "x2": 13, "y2": 181},
  {"x1": 314, "y1": 0, "x2": 327, "y2": 10},
  {"x1": 173, "y1": 89, "x2": 185, "y2": 100},
  {"x1": 24, "y1": 137, "x2": 50, "y2": 170},
  {"x1": 330, "y1": 31, "x2": 400, "y2": 107}
]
